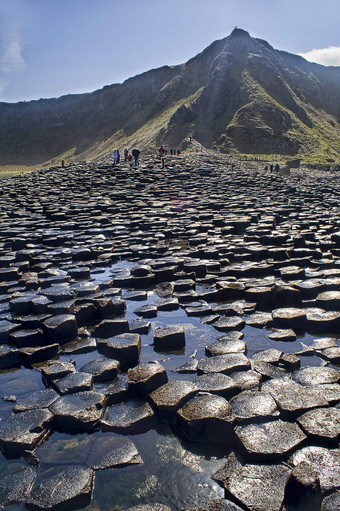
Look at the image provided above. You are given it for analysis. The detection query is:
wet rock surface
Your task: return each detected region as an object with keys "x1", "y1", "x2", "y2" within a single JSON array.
[
  {"x1": 226, "y1": 463, "x2": 291, "y2": 511},
  {"x1": 26, "y1": 465, "x2": 94, "y2": 511},
  {"x1": 236, "y1": 419, "x2": 307, "y2": 460},
  {"x1": 0, "y1": 155, "x2": 339, "y2": 510}
]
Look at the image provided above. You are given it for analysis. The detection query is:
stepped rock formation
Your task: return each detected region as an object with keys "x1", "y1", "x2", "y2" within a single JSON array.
[{"x1": 1, "y1": 28, "x2": 340, "y2": 165}]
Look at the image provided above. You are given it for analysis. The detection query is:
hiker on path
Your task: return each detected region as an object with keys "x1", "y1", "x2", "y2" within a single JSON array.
[
  {"x1": 132, "y1": 148, "x2": 140, "y2": 166},
  {"x1": 124, "y1": 149, "x2": 129, "y2": 162},
  {"x1": 116, "y1": 150, "x2": 120, "y2": 164},
  {"x1": 159, "y1": 146, "x2": 165, "y2": 157},
  {"x1": 113, "y1": 149, "x2": 118, "y2": 164}
]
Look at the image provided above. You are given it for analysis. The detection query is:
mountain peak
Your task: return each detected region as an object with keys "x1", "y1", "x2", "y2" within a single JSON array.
[{"x1": 229, "y1": 27, "x2": 251, "y2": 39}]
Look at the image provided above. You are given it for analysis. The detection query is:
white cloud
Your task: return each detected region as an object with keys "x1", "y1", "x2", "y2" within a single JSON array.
[
  {"x1": 298, "y1": 46, "x2": 340, "y2": 67},
  {"x1": 0, "y1": 30, "x2": 26, "y2": 100},
  {"x1": 1, "y1": 39, "x2": 26, "y2": 74}
]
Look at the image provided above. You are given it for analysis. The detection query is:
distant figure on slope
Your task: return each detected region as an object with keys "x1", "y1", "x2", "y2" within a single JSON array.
[
  {"x1": 159, "y1": 146, "x2": 165, "y2": 157},
  {"x1": 132, "y1": 148, "x2": 140, "y2": 166},
  {"x1": 270, "y1": 164, "x2": 274, "y2": 172},
  {"x1": 124, "y1": 149, "x2": 129, "y2": 162},
  {"x1": 113, "y1": 149, "x2": 118, "y2": 164},
  {"x1": 275, "y1": 163, "x2": 280, "y2": 171},
  {"x1": 116, "y1": 150, "x2": 120, "y2": 164}
]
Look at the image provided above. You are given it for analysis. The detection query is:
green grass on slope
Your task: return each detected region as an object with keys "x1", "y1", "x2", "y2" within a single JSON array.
[{"x1": 225, "y1": 70, "x2": 340, "y2": 163}]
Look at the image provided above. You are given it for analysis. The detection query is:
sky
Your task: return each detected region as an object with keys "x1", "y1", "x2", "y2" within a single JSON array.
[{"x1": 1, "y1": 0, "x2": 340, "y2": 103}]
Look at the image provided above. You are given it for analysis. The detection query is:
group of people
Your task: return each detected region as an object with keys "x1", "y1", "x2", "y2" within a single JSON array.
[
  {"x1": 264, "y1": 163, "x2": 280, "y2": 172},
  {"x1": 113, "y1": 148, "x2": 140, "y2": 166},
  {"x1": 158, "y1": 146, "x2": 181, "y2": 156}
]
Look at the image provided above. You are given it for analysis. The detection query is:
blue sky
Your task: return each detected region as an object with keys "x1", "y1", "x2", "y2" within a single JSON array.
[{"x1": 1, "y1": 0, "x2": 340, "y2": 103}]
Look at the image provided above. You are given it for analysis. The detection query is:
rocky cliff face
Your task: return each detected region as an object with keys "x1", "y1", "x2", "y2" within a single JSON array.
[{"x1": 1, "y1": 28, "x2": 340, "y2": 165}]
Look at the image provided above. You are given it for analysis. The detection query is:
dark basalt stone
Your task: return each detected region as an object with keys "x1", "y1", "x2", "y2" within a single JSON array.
[
  {"x1": 272, "y1": 308, "x2": 307, "y2": 333},
  {"x1": 292, "y1": 366, "x2": 339, "y2": 386},
  {"x1": 128, "y1": 361, "x2": 168, "y2": 396},
  {"x1": 49, "y1": 391, "x2": 106, "y2": 430},
  {"x1": 131, "y1": 264, "x2": 152, "y2": 277},
  {"x1": 311, "y1": 337, "x2": 338, "y2": 351},
  {"x1": 198, "y1": 353, "x2": 250, "y2": 375},
  {"x1": 43, "y1": 314, "x2": 78, "y2": 344},
  {"x1": 0, "y1": 465, "x2": 36, "y2": 506},
  {"x1": 20, "y1": 343, "x2": 59, "y2": 365},
  {"x1": 172, "y1": 358, "x2": 198, "y2": 373},
  {"x1": 177, "y1": 392, "x2": 234, "y2": 442},
  {"x1": 205, "y1": 338, "x2": 246, "y2": 356},
  {"x1": 236, "y1": 419, "x2": 307, "y2": 460},
  {"x1": 245, "y1": 312, "x2": 273, "y2": 328},
  {"x1": 0, "y1": 345, "x2": 20, "y2": 369},
  {"x1": 0, "y1": 409, "x2": 53, "y2": 455},
  {"x1": 41, "y1": 361, "x2": 75, "y2": 384},
  {"x1": 8, "y1": 328, "x2": 45, "y2": 348},
  {"x1": 230, "y1": 370, "x2": 262, "y2": 391},
  {"x1": 316, "y1": 291, "x2": 340, "y2": 310},
  {"x1": 71, "y1": 302, "x2": 98, "y2": 326},
  {"x1": 53, "y1": 372, "x2": 93, "y2": 395},
  {"x1": 230, "y1": 389, "x2": 279, "y2": 422},
  {"x1": 89, "y1": 436, "x2": 142, "y2": 469},
  {"x1": 101, "y1": 400, "x2": 156, "y2": 433},
  {"x1": 280, "y1": 353, "x2": 301, "y2": 371},
  {"x1": 289, "y1": 446, "x2": 340, "y2": 492},
  {"x1": 122, "y1": 505, "x2": 171, "y2": 511},
  {"x1": 284, "y1": 461, "x2": 321, "y2": 511},
  {"x1": 322, "y1": 491, "x2": 340, "y2": 511},
  {"x1": 318, "y1": 346, "x2": 340, "y2": 363},
  {"x1": 183, "y1": 500, "x2": 243, "y2": 511},
  {"x1": 154, "y1": 325, "x2": 185, "y2": 351},
  {"x1": 97, "y1": 376, "x2": 129, "y2": 404},
  {"x1": 244, "y1": 286, "x2": 273, "y2": 310},
  {"x1": 134, "y1": 304, "x2": 158, "y2": 318},
  {"x1": 97, "y1": 333, "x2": 141, "y2": 369},
  {"x1": 268, "y1": 328, "x2": 296, "y2": 341},
  {"x1": 92, "y1": 319, "x2": 129, "y2": 338},
  {"x1": 61, "y1": 335, "x2": 97, "y2": 354},
  {"x1": 297, "y1": 407, "x2": 340, "y2": 442},
  {"x1": 251, "y1": 348, "x2": 283, "y2": 365},
  {"x1": 149, "y1": 380, "x2": 198, "y2": 418},
  {"x1": 43, "y1": 285, "x2": 76, "y2": 303},
  {"x1": 262, "y1": 378, "x2": 328, "y2": 413},
  {"x1": 306, "y1": 310, "x2": 340, "y2": 333},
  {"x1": 0, "y1": 319, "x2": 20, "y2": 343},
  {"x1": 226, "y1": 463, "x2": 291, "y2": 511},
  {"x1": 252, "y1": 360, "x2": 289, "y2": 380},
  {"x1": 78, "y1": 358, "x2": 120, "y2": 383},
  {"x1": 186, "y1": 304, "x2": 212, "y2": 316},
  {"x1": 26, "y1": 465, "x2": 94, "y2": 511},
  {"x1": 212, "y1": 451, "x2": 242, "y2": 487},
  {"x1": 123, "y1": 291, "x2": 148, "y2": 301},
  {"x1": 213, "y1": 317, "x2": 245, "y2": 332},
  {"x1": 194, "y1": 373, "x2": 239, "y2": 397},
  {"x1": 155, "y1": 297, "x2": 179, "y2": 311},
  {"x1": 128, "y1": 320, "x2": 151, "y2": 334},
  {"x1": 13, "y1": 388, "x2": 59, "y2": 412}
]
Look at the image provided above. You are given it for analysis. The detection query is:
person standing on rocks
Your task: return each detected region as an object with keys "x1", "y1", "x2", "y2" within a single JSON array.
[
  {"x1": 159, "y1": 146, "x2": 165, "y2": 158},
  {"x1": 113, "y1": 149, "x2": 118, "y2": 165},
  {"x1": 132, "y1": 148, "x2": 140, "y2": 166},
  {"x1": 124, "y1": 149, "x2": 128, "y2": 162},
  {"x1": 116, "y1": 150, "x2": 120, "y2": 164}
]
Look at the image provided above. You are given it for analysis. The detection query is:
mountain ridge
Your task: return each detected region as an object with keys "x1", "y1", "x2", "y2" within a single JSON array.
[{"x1": 1, "y1": 28, "x2": 340, "y2": 165}]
